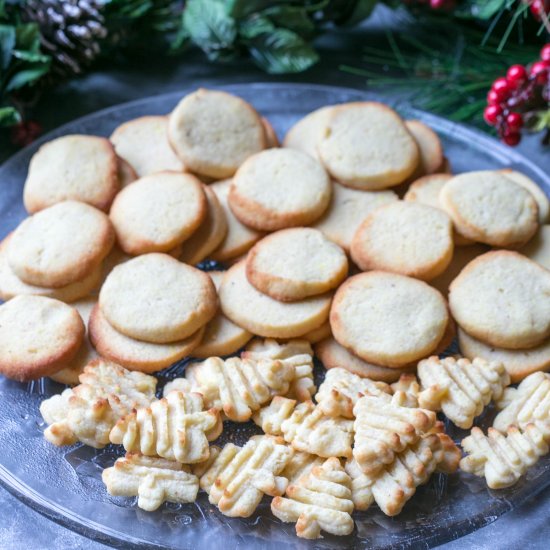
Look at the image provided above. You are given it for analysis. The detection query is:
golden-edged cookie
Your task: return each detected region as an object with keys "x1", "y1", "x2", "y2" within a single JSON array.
[
  {"x1": 350, "y1": 201, "x2": 454, "y2": 281},
  {"x1": 0, "y1": 295, "x2": 84, "y2": 381},
  {"x1": 312, "y1": 182, "x2": 398, "y2": 252},
  {"x1": 209, "y1": 179, "x2": 264, "y2": 262},
  {"x1": 110, "y1": 115, "x2": 185, "y2": 177},
  {"x1": 404, "y1": 120, "x2": 444, "y2": 175},
  {"x1": 262, "y1": 116, "x2": 279, "y2": 148},
  {"x1": 440, "y1": 170, "x2": 539, "y2": 248},
  {"x1": 318, "y1": 102, "x2": 419, "y2": 189},
  {"x1": 23, "y1": 135, "x2": 119, "y2": 213},
  {"x1": 88, "y1": 304, "x2": 204, "y2": 372},
  {"x1": 449, "y1": 251, "x2": 550, "y2": 349},
  {"x1": 246, "y1": 228, "x2": 348, "y2": 301},
  {"x1": 520, "y1": 225, "x2": 550, "y2": 270},
  {"x1": 219, "y1": 261, "x2": 332, "y2": 339},
  {"x1": 499, "y1": 169, "x2": 549, "y2": 223},
  {"x1": 109, "y1": 172, "x2": 206, "y2": 255},
  {"x1": 229, "y1": 148, "x2": 331, "y2": 231},
  {"x1": 330, "y1": 271, "x2": 449, "y2": 367},
  {"x1": 168, "y1": 88, "x2": 266, "y2": 179},
  {"x1": 8, "y1": 201, "x2": 114, "y2": 288}
]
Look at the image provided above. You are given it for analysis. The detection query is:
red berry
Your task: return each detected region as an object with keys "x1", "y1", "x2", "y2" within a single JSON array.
[
  {"x1": 506, "y1": 65, "x2": 527, "y2": 88},
  {"x1": 541, "y1": 44, "x2": 550, "y2": 63},
  {"x1": 484, "y1": 105, "x2": 502, "y2": 125},
  {"x1": 430, "y1": 0, "x2": 445, "y2": 7},
  {"x1": 506, "y1": 112, "x2": 523, "y2": 131},
  {"x1": 492, "y1": 77, "x2": 512, "y2": 101},
  {"x1": 530, "y1": 60, "x2": 550, "y2": 84},
  {"x1": 502, "y1": 131, "x2": 521, "y2": 146},
  {"x1": 530, "y1": 0, "x2": 545, "y2": 19},
  {"x1": 487, "y1": 89, "x2": 501, "y2": 105}
]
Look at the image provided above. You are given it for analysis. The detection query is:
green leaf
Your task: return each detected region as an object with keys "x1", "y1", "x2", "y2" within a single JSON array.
[
  {"x1": 239, "y1": 15, "x2": 275, "y2": 40},
  {"x1": 183, "y1": 0, "x2": 237, "y2": 61},
  {"x1": 247, "y1": 27, "x2": 319, "y2": 74},
  {"x1": 454, "y1": 0, "x2": 507, "y2": 20},
  {"x1": 12, "y1": 49, "x2": 50, "y2": 63},
  {"x1": 261, "y1": 6, "x2": 315, "y2": 38},
  {"x1": 341, "y1": 0, "x2": 377, "y2": 26},
  {"x1": 525, "y1": 110, "x2": 550, "y2": 133},
  {"x1": 0, "y1": 105, "x2": 21, "y2": 126},
  {"x1": 15, "y1": 23, "x2": 42, "y2": 52},
  {"x1": 0, "y1": 24, "x2": 15, "y2": 70},
  {"x1": 6, "y1": 64, "x2": 49, "y2": 91}
]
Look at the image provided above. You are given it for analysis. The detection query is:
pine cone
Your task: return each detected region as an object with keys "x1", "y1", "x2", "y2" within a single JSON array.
[{"x1": 22, "y1": 0, "x2": 107, "y2": 78}]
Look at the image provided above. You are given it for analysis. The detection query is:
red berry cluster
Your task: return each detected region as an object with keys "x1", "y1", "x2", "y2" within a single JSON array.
[
  {"x1": 528, "y1": 0, "x2": 550, "y2": 20},
  {"x1": 484, "y1": 43, "x2": 550, "y2": 146}
]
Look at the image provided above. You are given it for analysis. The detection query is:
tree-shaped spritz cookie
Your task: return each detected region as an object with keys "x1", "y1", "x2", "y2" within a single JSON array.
[
  {"x1": 109, "y1": 391, "x2": 221, "y2": 463},
  {"x1": 102, "y1": 453, "x2": 199, "y2": 511},
  {"x1": 271, "y1": 457, "x2": 354, "y2": 539},
  {"x1": 417, "y1": 356, "x2": 510, "y2": 429},
  {"x1": 460, "y1": 425, "x2": 549, "y2": 489},
  {"x1": 40, "y1": 359, "x2": 157, "y2": 448}
]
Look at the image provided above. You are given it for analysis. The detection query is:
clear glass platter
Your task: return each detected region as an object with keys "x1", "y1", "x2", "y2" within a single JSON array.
[{"x1": 0, "y1": 83, "x2": 549, "y2": 550}]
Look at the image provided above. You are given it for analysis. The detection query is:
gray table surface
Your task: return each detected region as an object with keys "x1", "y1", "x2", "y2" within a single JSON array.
[{"x1": 1, "y1": 6, "x2": 549, "y2": 549}]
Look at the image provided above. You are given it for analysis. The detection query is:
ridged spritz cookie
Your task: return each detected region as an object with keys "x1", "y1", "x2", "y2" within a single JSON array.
[
  {"x1": 283, "y1": 106, "x2": 334, "y2": 159},
  {"x1": 404, "y1": 120, "x2": 444, "y2": 175},
  {"x1": 209, "y1": 179, "x2": 264, "y2": 262},
  {"x1": 168, "y1": 88, "x2": 266, "y2": 179},
  {"x1": 99, "y1": 253, "x2": 217, "y2": 344},
  {"x1": 350, "y1": 202, "x2": 454, "y2": 281},
  {"x1": 312, "y1": 182, "x2": 398, "y2": 252},
  {"x1": 440, "y1": 171, "x2": 539, "y2": 248},
  {"x1": 458, "y1": 328, "x2": 550, "y2": 383},
  {"x1": 192, "y1": 271, "x2": 252, "y2": 358},
  {"x1": 23, "y1": 135, "x2": 119, "y2": 213},
  {"x1": 110, "y1": 116, "x2": 185, "y2": 177},
  {"x1": 449, "y1": 251, "x2": 550, "y2": 349},
  {"x1": 246, "y1": 228, "x2": 348, "y2": 301},
  {"x1": 521, "y1": 225, "x2": 550, "y2": 270},
  {"x1": 330, "y1": 271, "x2": 448, "y2": 367},
  {"x1": 219, "y1": 261, "x2": 332, "y2": 339},
  {"x1": 499, "y1": 169, "x2": 549, "y2": 223},
  {"x1": 8, "y1": 201, "x2": 114, "y2": 288},
  {"x1": 89, "y1": 304, "x2": 203, "y2": 373},
  {"x1": 0, "y1": 295, "x2": 84, "y2": 381},
  {"x1": 318, "y1": 102, "x2": 419, "y2": 189},
  {"x1": 179, "y1": 185, "x2": 228, "y2": 265},
  {"x1": 109, "y1": 172, "x2": 206, "y2": 255},
  {"x1": 229, "y1": 149, "x2": 331, "y2": 231}
]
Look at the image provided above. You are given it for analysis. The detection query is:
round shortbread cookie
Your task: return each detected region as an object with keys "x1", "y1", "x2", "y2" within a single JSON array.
[
  {"x1": 0, "y1": 235, "x2": 101, "y2": 303},
  {"x1": 49, "y1": 297, "x2": 98, "y2": 385},
  {"x1": 209, "y1": 179, "x2": 264, "y2": 262},
  {"x1": 23, "y1": 135, "x2": 119, "y2": 213},
  {"x1": 283, "y1": 105, "x2": 334, "y2": 159},
  {"x1": 350, "y1": 201, "x2": 454, "y2": 281},
  {"x1": 440, "y1": 171, "x2": 539, "y2": 248},
  {"x1": 192, "y1": 271, "x2": 252, "y2": 358},
  {"x1": 404, "y1": 120, "x2": 444, "y2": 175},
  {"x1": 318, "y1": 102, "x2": 419, "y2": 189},
  {"x1": 449, "y1": 251, "x2": 550, "y2": 349},
  {"x1": 109, "y1": 172, "x2": 206, "y2": 255},
  {"x1": 314, "y1": 338, "x2": 414, "y2": 383},
  {"x1": 117, "y1": 157, "x2": 138, "y2": 188},
  {"x1": 499, "y1": 169, "x2": 550, "y2": 223},
  {"x1": 179, "y1": 185, "x2": 228, "y2": 265},
  {"x1": 302, "y1": 319, "x2": 332, "y2": 344},
  {"x1": 330, "y1": 271, "x2": 449, "y2": 367},
  {"x1": 262, "y1": 117, "x2": 279, "y2": 148},
  {"x1": 0, "y1": 295, "x2": 85, "y2": 381},
  {"x1": 89, "y1": 304, "x2": 203, "y2": 373},
  {"x1": 458, "y1": 328, "x2": 550, "y2": 384},
  {"x1": 520, "y1": 225, "x2": 550, "y2": 270},
  {"x1": 229, "y1": 148, "x2": 331, "y2": 231},
  {"x1": 110, "y1": 115, "x2": 185, "y2": 177},
  {"x1": 219, "y1": 261, "x2": 332, "y2": 339},
  {"x1": 168, "y1": 88, "x2": 266, "y2": 179},
  {"x1": 246, "y1": 228, "x2": 348, "y2": 301},
  {"x1": 312, "y1": 182, "x2": 398, "y2": 252},
  {"x1": 8, "y1": 201, "x2": 115, "y2": 288},
  {"x1": 99, "y1": 253, "x2": 217, "y2": 343}
]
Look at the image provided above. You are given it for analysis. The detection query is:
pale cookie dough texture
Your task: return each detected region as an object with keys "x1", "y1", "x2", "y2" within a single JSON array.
[
  {"x1": 219, "y1": 261, "x2": 332, "y2": 339},
  {"x1": 330, "y1": 271, "x2": 449, "y2": 368},
  {"x1": 0, "y1": 295, "x2": 84, "y2": 381},
  {"x1": 440, "y1": 170, "x2": 539, "y2": 248},
  {"x1": 246, "y1": 228, "x2": 348, "y2": 302},
  {"x1": 350, "y1": 201, "x2": 454, "y2": 281},
  {"x1": 23, "y1": 134, "x2": 119, "y2": 213},
  {"x1": 499, "y1": 169, "x2": 549, "y2": 223},
  {"x1": 521, "y1": 225, "x2": 550, "y2": 270},
  {"x1": 110, "y1": 115, "x2": 185, "y2": 177},
  {"x1": 404, "y1": 120, "x2": 444, "y2": 175},
  {"x1": 312, "y1": 182, "x2": 398, "y2": 252},
  {"x1": 109, "y1": 172, "x2": 206, "y2": 255},
  {"x1": 318, "y1": 102, "x2": 419, "y2": 189},
  {"x1": 8, "y1": 201, "x2": 115, "y2": 288},
  {"x1": 99, "y1": 253, "x2": 217, "y2": 343},
  {"x1": 229, "y1": 148, "x2": 331, "y2": 231},
  {"x1": 449, "y1": 251, "x2": 550, "y2": 350},
  {"x1": 168, "y1": 88, "x2": 266, "y2": 179}
]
